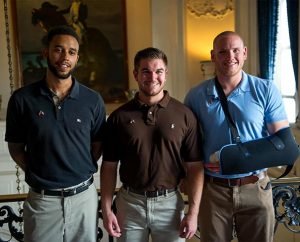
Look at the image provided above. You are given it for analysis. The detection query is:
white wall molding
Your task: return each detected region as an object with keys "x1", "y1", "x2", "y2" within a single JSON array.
[
  {"x1": 151, "y1": 0, "x2": 187, "y2": 101},
  {"x1": 235, "y1": 0, "x2": 259, "y2": 76}
]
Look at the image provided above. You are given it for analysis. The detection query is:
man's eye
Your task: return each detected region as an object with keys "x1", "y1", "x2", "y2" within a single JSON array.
[
  {"x1": 69, "y1": 51, "x2": 77, "y2": 55},
  {"x1": 54, "y1": 48, "x2": 63, "y2": 53}
]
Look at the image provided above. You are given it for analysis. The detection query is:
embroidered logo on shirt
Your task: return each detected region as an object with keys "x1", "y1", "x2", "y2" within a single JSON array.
[
  {"x1": 208, "y1": 98, "x2": 214, "y2": 105},
  {"x1": 208, "y1": 97, "x2": 218, "y2": 105},
  {"x1": 38, "y1": 110, "x2": 44, "y2": 117},
  {"x1": 171, "y1": 124, "x2": 175, "y2": 129}
]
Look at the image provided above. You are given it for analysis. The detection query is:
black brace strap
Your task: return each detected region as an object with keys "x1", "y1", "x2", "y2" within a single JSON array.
[{"x1": 215, "y1": 78, "x2": 240, "y2": 143}]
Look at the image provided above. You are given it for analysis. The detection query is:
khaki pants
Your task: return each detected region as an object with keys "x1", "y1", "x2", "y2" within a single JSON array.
[
  {"x1": 23, "y1": 184, "x2": 98, "y2": 242},
  {"x1": 115, "y1": 187, "x2": 185, "y2": 242},
  {"x1": 198, "y1": 176, "x2": 275, "y2": 242}
]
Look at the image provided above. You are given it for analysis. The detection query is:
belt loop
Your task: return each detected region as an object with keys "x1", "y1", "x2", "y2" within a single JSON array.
[
  {"x1": 41, "y1": 189, "x2": 44, "y2": 197},
  {"x1": 228, "y1": 179, "x2": 234, "y2": 187}
]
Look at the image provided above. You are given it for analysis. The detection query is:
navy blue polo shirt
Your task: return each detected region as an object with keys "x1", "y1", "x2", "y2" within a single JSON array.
[{"x1": 5, "y1": 78, "x2": 106, "y2": 189}]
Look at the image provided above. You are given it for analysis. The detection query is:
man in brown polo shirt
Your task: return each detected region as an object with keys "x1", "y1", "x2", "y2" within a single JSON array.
[{"x1": 101, "y1": 47, "x2": 204, "y2": 242}]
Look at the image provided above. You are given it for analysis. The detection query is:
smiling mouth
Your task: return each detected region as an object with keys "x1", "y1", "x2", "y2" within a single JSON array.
[
  {"x1": 225, "y1": 61, "x2": 237, "y2": 67},
  {"x1": 143, "y1": 82, "x2": 160, "y2": 87},
  {"x1": 57, "y1": 62, "x2": 71, "y2": 71}
]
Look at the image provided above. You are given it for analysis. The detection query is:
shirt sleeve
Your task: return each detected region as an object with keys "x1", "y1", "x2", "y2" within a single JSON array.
[
  {"x1": 102, "y1": 114, "x2": 120, "y2": 162},
  {"x1": 91, "y1": 94, "x2": 106, "y2": 142},
  {"x1": 181, "y1": 109, "x2": 204, "y2": 162},
  {"x1": 5, "y1": 92, "x2": 26, "y2": 143},
  {"x1": 264, "y1": 81, "x2": 288, "y2": 124}
]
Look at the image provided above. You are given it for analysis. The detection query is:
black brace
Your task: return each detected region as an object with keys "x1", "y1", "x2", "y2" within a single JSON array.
[{"x1": 219, "y1": 127, "x2": 300, "y2": 175}]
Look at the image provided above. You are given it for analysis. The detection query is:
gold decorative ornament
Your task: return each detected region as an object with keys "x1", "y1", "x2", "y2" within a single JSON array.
[{"x1": 186, "y1": 0, "x2": 234, "y2": 19}]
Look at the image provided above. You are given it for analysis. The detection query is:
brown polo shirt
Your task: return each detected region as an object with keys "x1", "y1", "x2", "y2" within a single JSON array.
[{"x1": 103, "y1": 91, "x2": 203, "y2": 191}]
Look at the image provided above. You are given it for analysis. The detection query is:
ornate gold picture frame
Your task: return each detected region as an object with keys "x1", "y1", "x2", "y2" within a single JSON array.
[{"x1": 13, "y1": 0, "x2": 128, "y2": 103}]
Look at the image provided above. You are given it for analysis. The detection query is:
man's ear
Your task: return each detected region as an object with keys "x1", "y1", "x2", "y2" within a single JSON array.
[
  {"x1": 210, "y1": 50, "x2": 215, "y2": 62},
  {"x1": 42, "y1": 48, "x2": 48, "y2": 59},
  {"x1": 133, "y1": 70, "x2": 138, "y2": 81},
  {"x1": 243, "y1": 46, "x2": 248, "y2": 60}
]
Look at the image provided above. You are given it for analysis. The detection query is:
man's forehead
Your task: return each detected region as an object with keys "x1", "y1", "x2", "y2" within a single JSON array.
[
  {"x1": 50, "y1": 35, "x2": 79, "y2": 47},
  {"x1": 215, "y1": 35, "x2": 244, "y2": 47},
  {"x1": 140, "y1": 58, "x2": 166, "y2": 66}
]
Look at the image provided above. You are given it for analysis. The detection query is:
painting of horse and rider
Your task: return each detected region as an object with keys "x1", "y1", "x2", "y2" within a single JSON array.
[{"x1": 15, "y1": 0, "x2": 128, "y2": 103}]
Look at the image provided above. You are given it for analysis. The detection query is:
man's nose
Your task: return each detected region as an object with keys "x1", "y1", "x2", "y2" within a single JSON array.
[
  {"x1": 61, "y1": 50, "x2": 70, "y2": 59},
  {"x1": 149, "y1": 72, "x2": 158, "y2": 79},
  {"x1": 228, "y1": 50, "x2": 235, "y2": 58}
]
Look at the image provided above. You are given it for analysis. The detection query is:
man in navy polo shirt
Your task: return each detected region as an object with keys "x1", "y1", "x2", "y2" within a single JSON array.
[{"x1": 5, "y1": 25, "x2": 106, "y2": 242}]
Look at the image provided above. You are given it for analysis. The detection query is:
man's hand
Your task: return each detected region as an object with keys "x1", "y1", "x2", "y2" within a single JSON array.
[
  {"x1": 181, "y1": 162, "x2": 203, "y2": 239},
  {"x1": 102, "y1": 211, "x2": 122, "y2": 238},
  {"x1": 100, "y1": 162, "x2": 120, "y2": 237},
  {"x1": 179, "y1": 213, "x2": 198, "y2": 239},
  {"x1": 205, "y1": 151, "x2": 221, "y2": 173}
]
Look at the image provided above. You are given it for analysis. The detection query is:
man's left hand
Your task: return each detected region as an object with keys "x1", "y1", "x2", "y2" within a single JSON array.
[{"x1": 179, "y1": 213, "x2": 198, "y2": 239}]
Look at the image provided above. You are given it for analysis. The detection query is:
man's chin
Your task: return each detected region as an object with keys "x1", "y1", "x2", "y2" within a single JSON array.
[
  {"x1": 59, "y1": 74, "x2": 71, "y2": 79},
  {"x1": 54, "y1": 72, "x2": 72, "y2": 79}
]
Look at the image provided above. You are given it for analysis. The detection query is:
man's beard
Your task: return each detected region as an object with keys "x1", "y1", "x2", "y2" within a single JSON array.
[{"x1": 47, "y1": 58, "x2": 76, "y2": 79}]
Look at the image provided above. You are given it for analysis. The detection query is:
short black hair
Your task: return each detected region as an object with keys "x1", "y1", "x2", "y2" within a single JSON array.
[
  {"x1": 134, "y1": 47, "x2": 168, "y2": 71},
  {"x1": 43, "y1": 25, "x2": 81, "y2": 47}
]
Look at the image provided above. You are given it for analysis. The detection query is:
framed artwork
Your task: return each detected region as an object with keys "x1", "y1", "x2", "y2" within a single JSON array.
[{"x1": 14, "y1": 0, "x2": 128, "y2": 103}]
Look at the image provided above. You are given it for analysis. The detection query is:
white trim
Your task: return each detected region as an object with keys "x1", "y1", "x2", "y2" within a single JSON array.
[{"x1": 151, "y1": 0, "x2": 187, "y2": 101}]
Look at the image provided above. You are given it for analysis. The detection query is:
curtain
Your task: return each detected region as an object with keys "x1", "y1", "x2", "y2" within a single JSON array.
[
  {"x1": 286, "y1": 0, "x2": 299, "y2": 90},
  {"x1": 257, "y1": 0, "x2": 279, "y2": 80}
]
